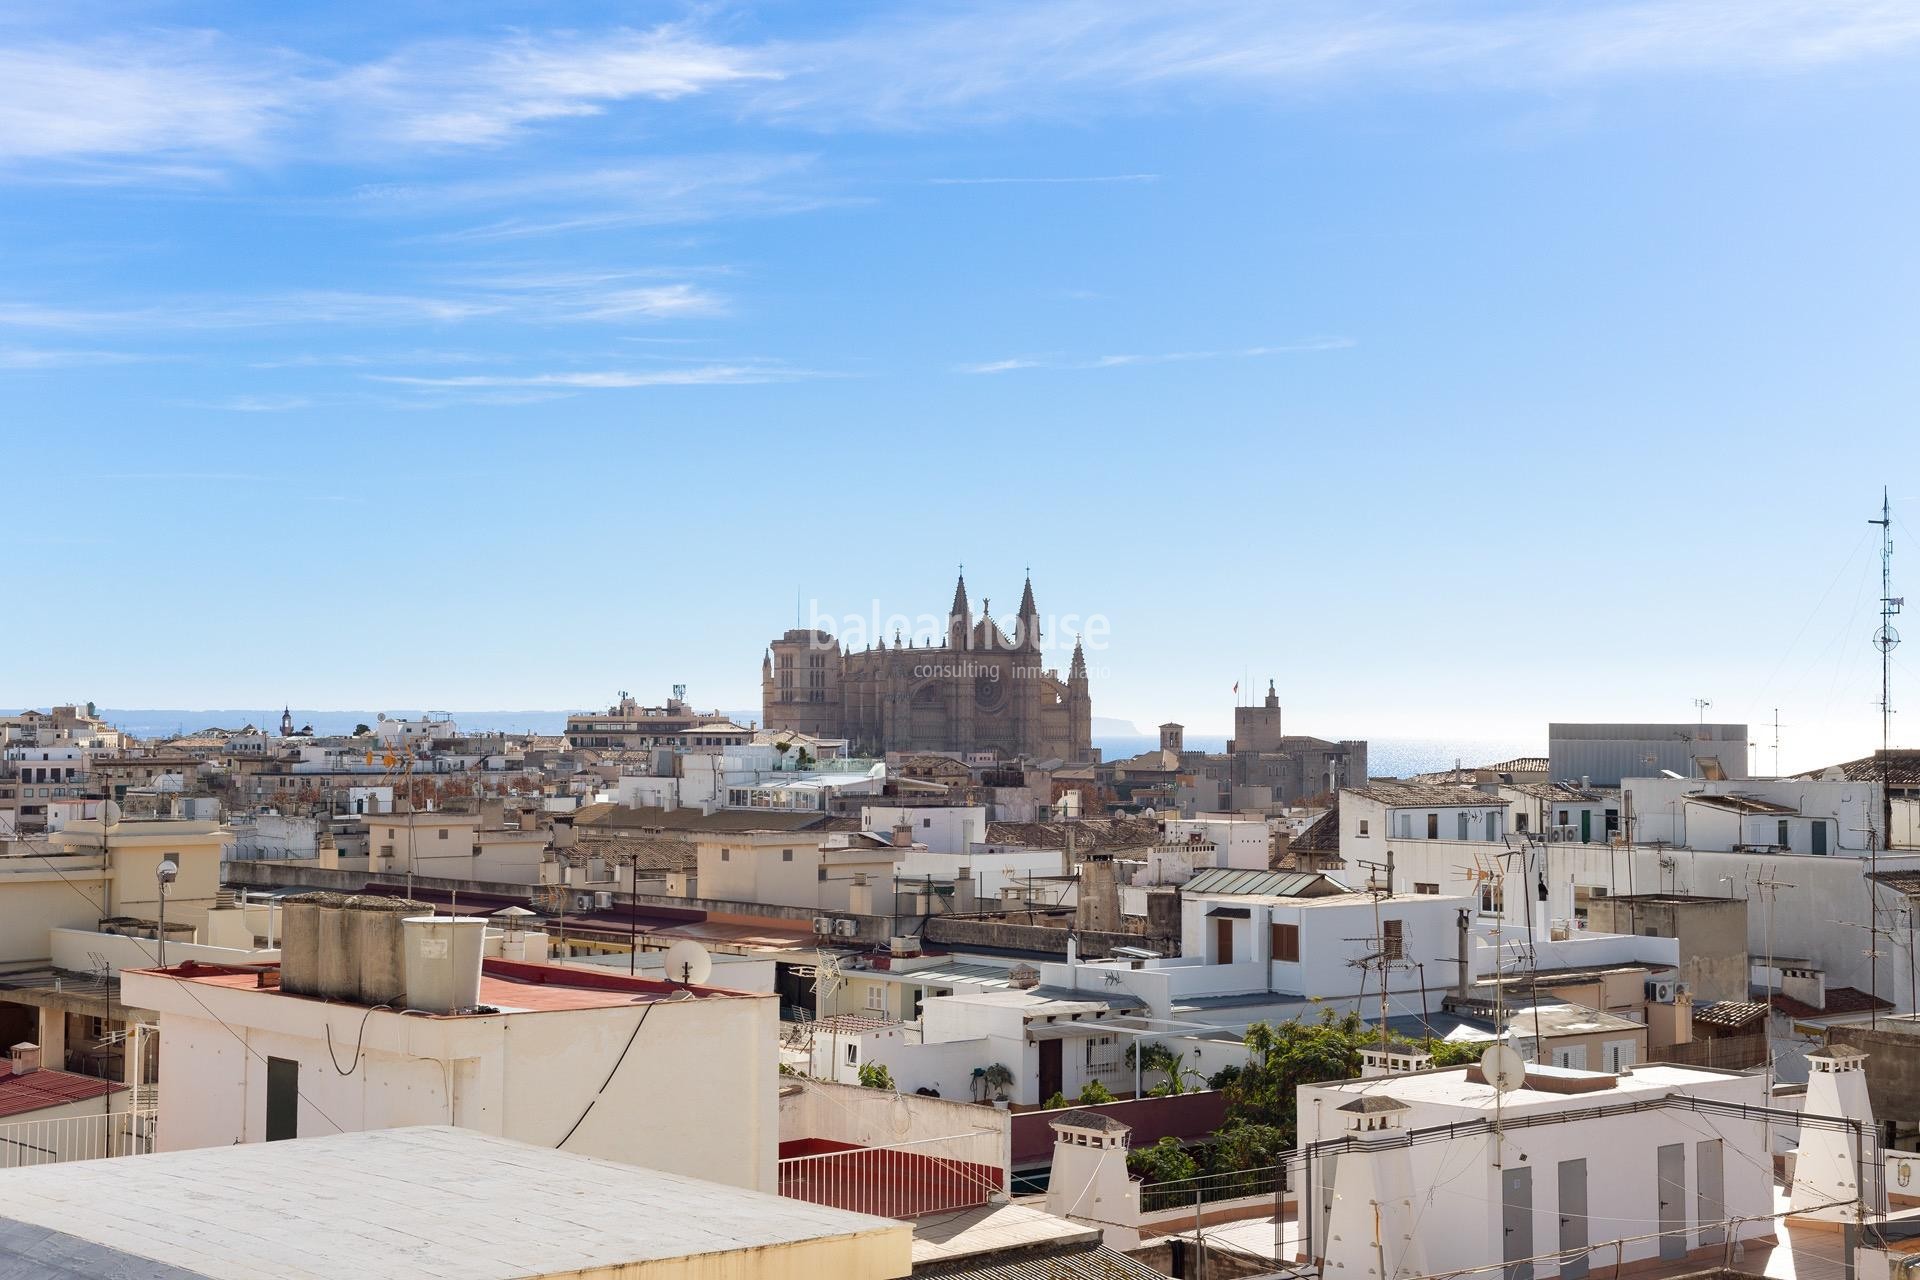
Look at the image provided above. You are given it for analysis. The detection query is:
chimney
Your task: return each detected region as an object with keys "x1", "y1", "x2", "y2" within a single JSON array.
[
  {"x1": 1045, "y1": 1111, "x2": 1140, "y2": 1249},
  {"x1": 9, "y1": 1043, "x2": 40, "y2": 1075},
  {"x1": 1321, "y1": 1095, "x2": 1425, "y2": 1278},
  {"x1": 892, "y1": 818, "x2": 915, "y2": 850},
  {"x1": 1793, "y1": 1046, "x2": 1883, "y2": 1218}
]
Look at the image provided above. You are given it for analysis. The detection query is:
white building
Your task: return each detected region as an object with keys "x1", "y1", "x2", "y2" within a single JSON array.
[
  {"x1": 862, "y1": 805, "x2": 987, "y2": 854},
  {"x1": 1297, "y1": 1060, "x2": 1775, "y2": 1278},
  {"x1": 122, "y1": 912, "x2": 780, "y2": 1192},
  {"x1": 1624, "y1": 776, "x2": 1882, "y2": 855},
  {"x1": 369, "y1": 713, "x2": 456, "y2": 750},
  {"x1": 1340, "y1": 782, "x2": 1508, "y2": 863},
  {"x1": 830, "y1": 867, "x2": 1683, "y2": 1105},
  {"x1": 1498, "y1": 781, "x2": 1616, "y2": 843},
  {"x1": 1139, "y1": 814, "x2": 1270, "y2": 885},
  {"x1": 1374, "y1": 832, "x2": 1920, "y2": 1019}
]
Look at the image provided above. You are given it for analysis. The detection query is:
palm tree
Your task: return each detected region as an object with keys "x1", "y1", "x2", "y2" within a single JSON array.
[{"x1": 1126, "y1": 1042, "x2": 1202, "y2": 1096}]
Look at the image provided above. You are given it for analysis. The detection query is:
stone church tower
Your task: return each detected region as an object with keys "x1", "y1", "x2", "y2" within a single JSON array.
[{"x1": 763, "y1": 572, "x2": 1094, "y2": 762}]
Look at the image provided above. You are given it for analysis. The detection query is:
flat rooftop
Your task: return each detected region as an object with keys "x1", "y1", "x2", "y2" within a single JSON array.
[
  {"x1": 0, "y1": 1127, "x2": 910, "y2": 1280},
  {"x1": 1308, "y1": 1062, "x2": 1754, "y2": 1117},
  {"x1": 146, "y1": 957, "x2": 766, "y2": 1016}
]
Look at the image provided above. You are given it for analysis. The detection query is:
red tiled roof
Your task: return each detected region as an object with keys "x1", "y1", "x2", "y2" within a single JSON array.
[{"x1": 0, "y1": 1063, "x2": 125, "y2": 1119}]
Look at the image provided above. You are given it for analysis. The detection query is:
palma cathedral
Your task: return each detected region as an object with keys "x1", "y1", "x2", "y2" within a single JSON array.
[{"x1": 762, "y1": 573, "x2": 1094, "y2": 762}]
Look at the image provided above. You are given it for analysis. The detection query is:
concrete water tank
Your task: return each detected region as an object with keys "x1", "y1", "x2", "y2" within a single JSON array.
[
  {"x1": 317, "y1": 900, "x2": 355, "y2": 999},
  {"x1": 345, "y1": 897, "x2": 420, "y2": 1006},
  {"x1": 402, "y1": 917, "x2": 488, "y2": 1014},
  {"x1": 278, "y1": 894, "x2": 327, "y2": 996}
]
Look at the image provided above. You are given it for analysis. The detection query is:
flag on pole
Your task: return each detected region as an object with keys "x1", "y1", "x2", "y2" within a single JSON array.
[{"x1": 1232, "y1": 681, "x2": 1239, "y2": 695}]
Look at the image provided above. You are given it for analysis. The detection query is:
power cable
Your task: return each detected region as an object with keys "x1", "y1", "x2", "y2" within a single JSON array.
[{"x1": 6, "y1": 832, "x2": 352, "y2": 1137}]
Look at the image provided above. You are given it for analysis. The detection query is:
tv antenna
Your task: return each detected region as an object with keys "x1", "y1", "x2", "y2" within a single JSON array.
[
  {"x1": 808, "y1": 950, "x2": 848, "y2": 1079},
  {"x1": 1348, "y1": 854, "x2": 1413, "y2": 1055}
]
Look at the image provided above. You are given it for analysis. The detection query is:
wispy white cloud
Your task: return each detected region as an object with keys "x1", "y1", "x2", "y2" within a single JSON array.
[
  {"x1": 329, "y1": 26, "x2": 775, "y2": 148},
  {"x1": 186, "y1": 394, "x2": 314, "y2": 412},
  {"x1": 247, "y1": 349, "x2": 492, "y2": 369},
  {"x1": 0, "y1": 34, "x2": 289, "y2": 169},
  {"x1": 750, "y1": 0, "x2": 1920, "y2": 127},
  {"x1": 368, "y1": 363, "x2": 811, "y2": 390},
  {"x1": 10, "y1": 2, "x2": 1920, "y2": 180},
  {"x1": 956, "y1": 338, "x2": 1355, "y2": 374},
  {"x1": 359, "y1": 155, "x2": 843, "y2": 241},
  {"x1": 0, "y1": 277, "x2": 723, "y2": 333},
  {"x1": 928, "y1": 174, "x2": 1159, "y2": 185},
  {"x1": 0, "y1": 347, "x2": 163, "y2": 369}
]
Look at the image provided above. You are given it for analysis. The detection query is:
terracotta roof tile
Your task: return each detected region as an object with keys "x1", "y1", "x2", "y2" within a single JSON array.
[{"x1": 0, "y1": 1064, "x2": 125, "y2": 1118}]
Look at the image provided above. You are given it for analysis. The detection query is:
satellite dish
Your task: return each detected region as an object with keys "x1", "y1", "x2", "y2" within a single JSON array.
[
  {"x1": 1479, "y1": 1045, "x2": 1525, "y2": 1092},
  {"x1": 662, "y1": 940, "x2": 713, "y2": 986},
  {"x1": 100, "y1": 799, "x2": 121, "y2": 825}
]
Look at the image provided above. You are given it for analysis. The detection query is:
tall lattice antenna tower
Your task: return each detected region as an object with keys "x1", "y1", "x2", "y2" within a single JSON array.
[{"x1": 1872, "y1": 487, "x2": 1902, "y2": 759}]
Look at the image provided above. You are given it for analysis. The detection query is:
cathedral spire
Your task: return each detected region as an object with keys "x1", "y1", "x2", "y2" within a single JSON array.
[
  {"x1": 947, "y1": 567, "x2": 971, "y2": 648},
  {"x1": 1016, "y1": 573, "x2": 1040, "y2": 650},
  {"x1": 1069, "y1": 635, "x2": 1087, "y2": 682}
]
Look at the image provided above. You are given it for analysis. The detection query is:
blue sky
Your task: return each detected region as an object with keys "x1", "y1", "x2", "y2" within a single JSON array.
[{"x1": 5, "y1": 0, "x2": 1920, "y2": 770}]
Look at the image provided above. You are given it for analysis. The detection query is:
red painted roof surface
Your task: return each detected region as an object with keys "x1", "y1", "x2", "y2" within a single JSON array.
[
  {"x1": 148, "y1": 957, "x2": 764, "y2": 1015},
  {"x1": 0, "y1": 1064, "x2": 125, "y2": 1119}
]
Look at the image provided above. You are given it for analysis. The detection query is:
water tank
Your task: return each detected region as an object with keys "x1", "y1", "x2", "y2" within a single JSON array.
[
  {"x1": 317, "y1": 900, "x2": 355, "y2": 999},
  {"x1": 402, "y1": 917, "x2": 488, "y2": 1014},
  {"x1": 345, "y1": 896, "x2": 422, "y2": 1007},
  {"x1": 279, "y1": 892, "x2": 339, "y2": 997}
]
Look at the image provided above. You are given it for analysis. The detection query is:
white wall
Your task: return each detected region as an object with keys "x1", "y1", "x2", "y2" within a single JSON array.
[
  {"x1": 1297, "y1": 1070, "x2": 1771, "y2": 1278},
  {"x1": 1626, "y1": 777, "x2": 1880, "y2": 853},
  {"x1": 125, "y1": 972, "x2": 779, "y2": 1192},
  {"x1": 778, "y1": 1077, "x2": 1010, "y2": 1171},
  {"x1": 1383, "y1": 836, "x2": 1920, "y2": 1012},
  {"x1": 862, "y1": 806, "x2": 987, "y2": 854}
]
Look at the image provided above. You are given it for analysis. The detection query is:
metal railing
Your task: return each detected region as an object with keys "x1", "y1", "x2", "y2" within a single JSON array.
[
  {"x1": 0, "y1": 1108, "x2": 156, "y2": 1169},
  {"x1": 778, "y1": 1133, "x2": 1004, "y2": 1220},
  {"x1": 1138, "y1": 1161, "x2": 1285, "y2": 1214}
]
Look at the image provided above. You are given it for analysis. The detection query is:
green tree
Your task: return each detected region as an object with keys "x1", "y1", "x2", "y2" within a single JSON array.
[
  {"x1": 1424, "y1": 1037, "x2": 1486, "y2": 1068},
  {"x1": 1222, "y1": 1011, "x2": 1373, "y2": 1142},
  {"x1": 1076, "y1": 1080, "x2": 1115, "y2": 1105},
  {"x1": 1126, "y1": 1136, "x2": 1199, "y2": 1183},
  {"x1": 856, "y1": 1062, "x2": 895, "y2": 1090},
  {"x1": 1126, "y1": 1042, "x2": 1203, "y2": 1096},
  {"x1": 353, "y1": 723, "x2": 372, "y2": 736},
  {"x1": 1208, "y1": 1122, "x2": 1288, "y2": 1175}
]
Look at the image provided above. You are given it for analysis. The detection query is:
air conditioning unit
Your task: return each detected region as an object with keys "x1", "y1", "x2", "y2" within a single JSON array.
[
  {"x1": 833, "y1": 919, "x2": 859, "y2": 938},
  {"x1": 573, "y1": 892, "x2": 595, "y2": 912},
  {"x1": 594, "y1": 891, "x2": 614, "y2": 910},
  {"x1": 812, "y1": 916, "x2": 834, "y2": 936},
  {"x1": 1645, "y1": 978, "x2": 1676, "y2": 1003}
]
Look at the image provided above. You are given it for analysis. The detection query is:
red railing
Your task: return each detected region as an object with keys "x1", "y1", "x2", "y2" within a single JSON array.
[{"x1": 777, "y1": 1136, "x2": 1003, "y2": 1219}]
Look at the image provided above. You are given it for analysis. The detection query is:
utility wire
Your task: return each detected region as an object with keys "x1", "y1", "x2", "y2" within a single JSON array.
[{"x1": 6, "y1": 831, "x2": 352, "y2": 1137}]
